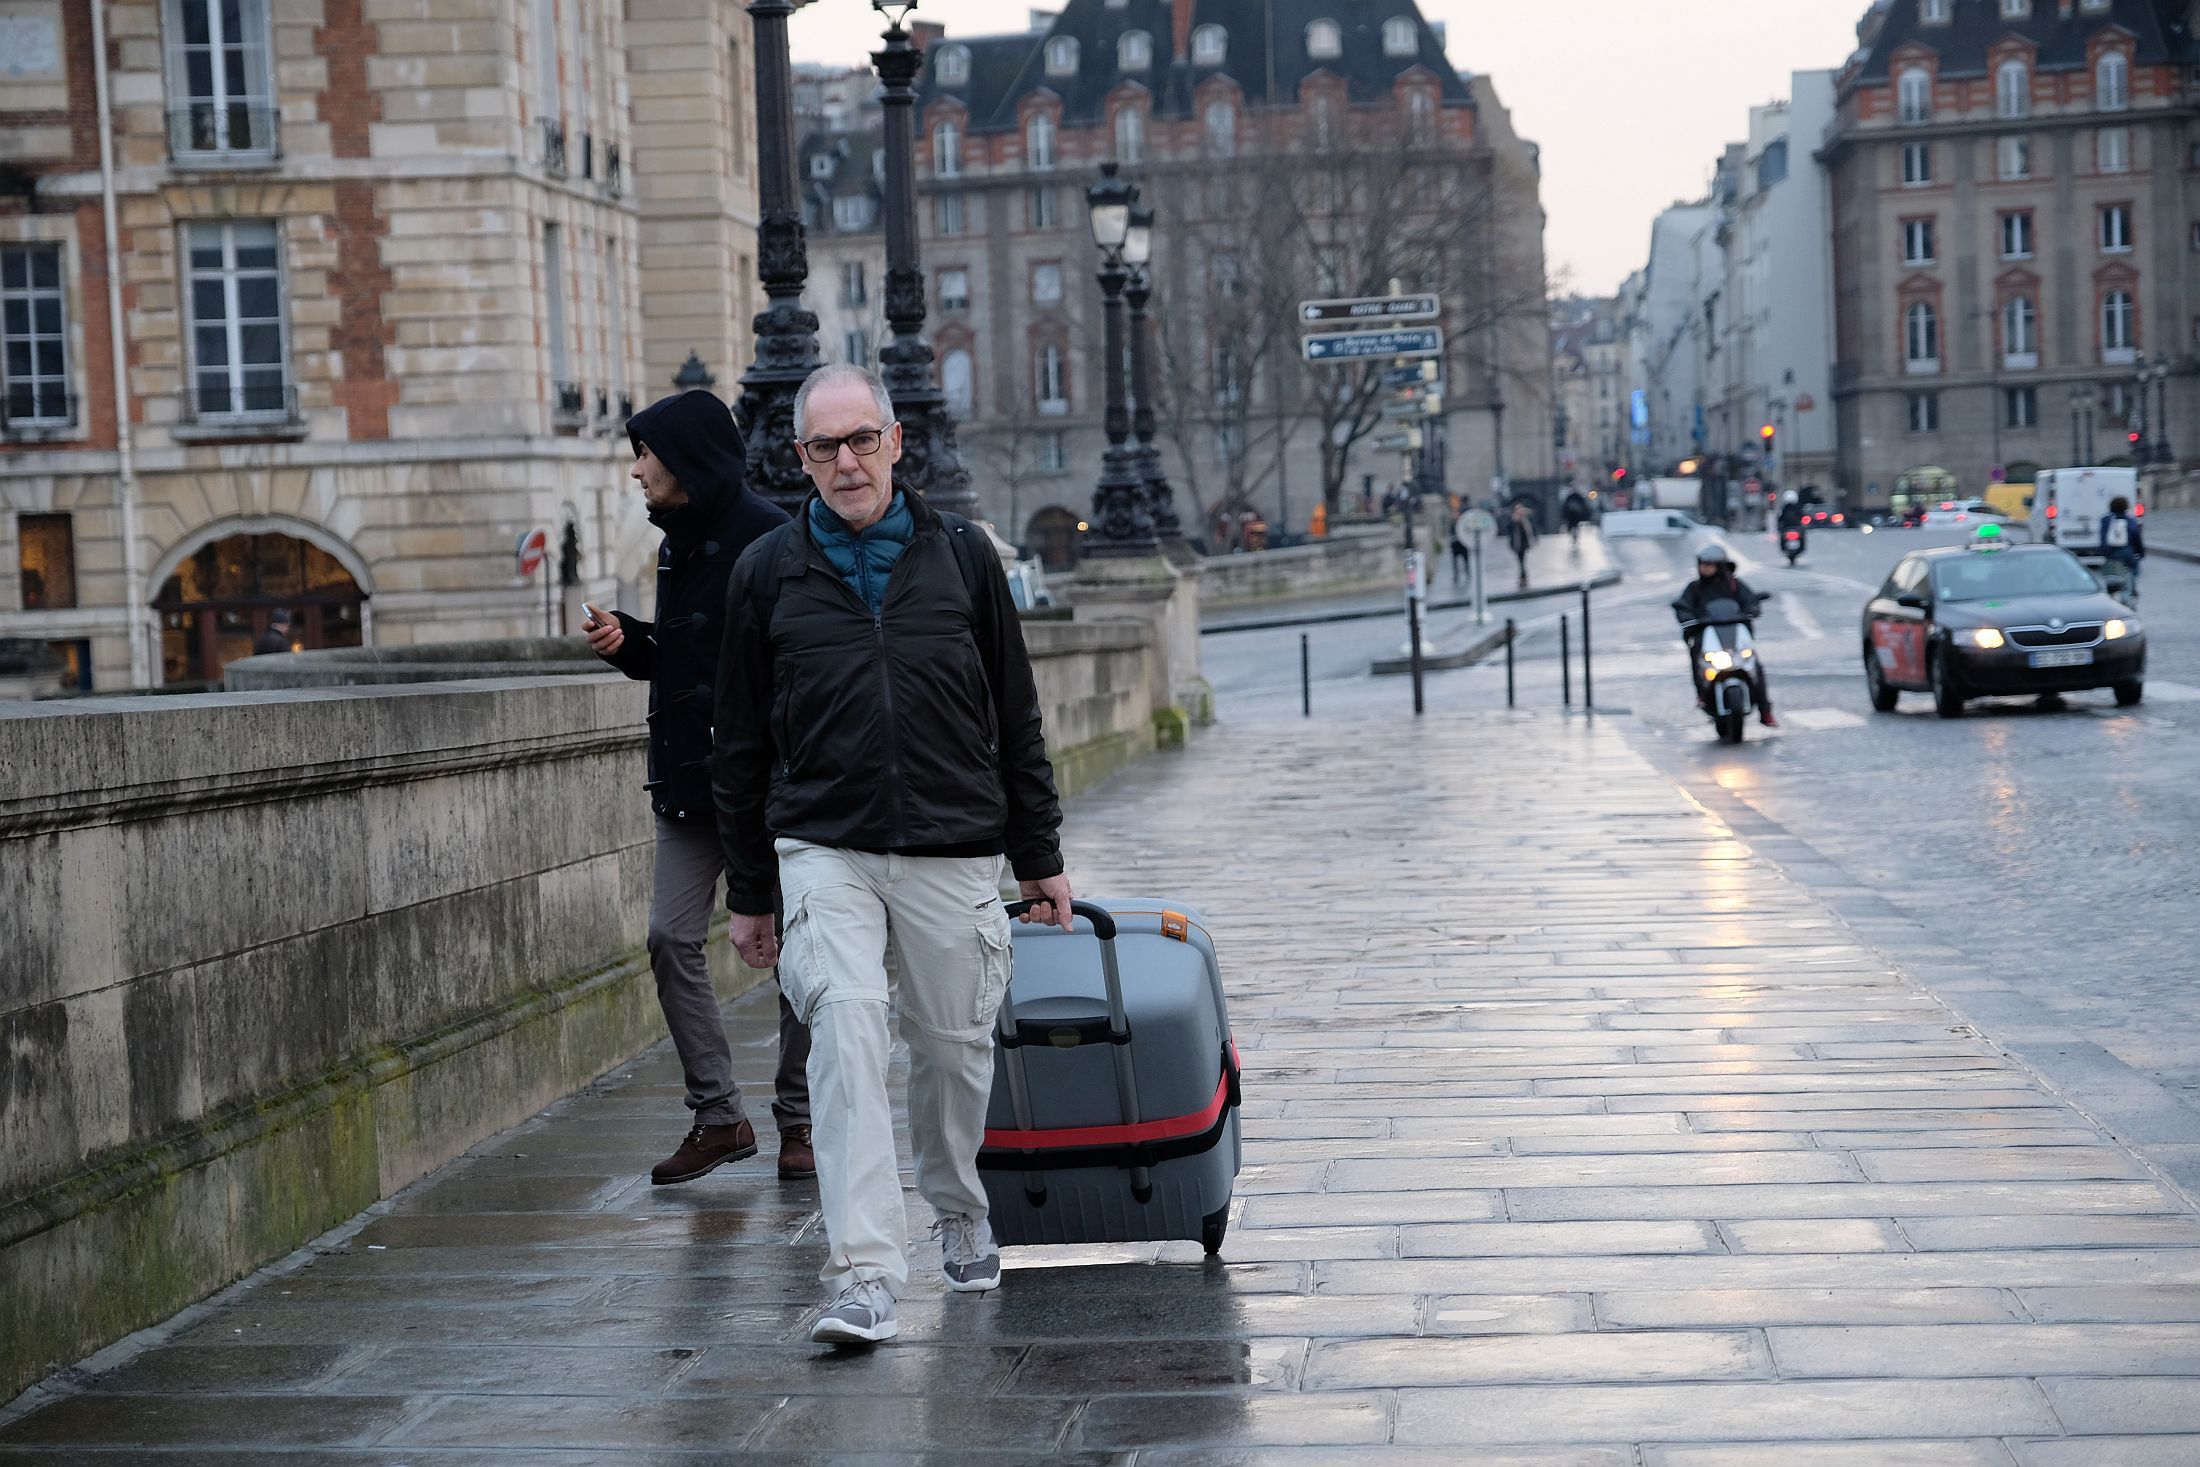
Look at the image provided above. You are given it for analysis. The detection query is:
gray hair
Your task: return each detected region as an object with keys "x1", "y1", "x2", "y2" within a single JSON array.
[{"x1": 793, "y1": 363, "x2": 896, "y2": 439}]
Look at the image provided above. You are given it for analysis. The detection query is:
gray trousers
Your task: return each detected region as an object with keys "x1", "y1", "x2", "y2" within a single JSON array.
[{"x1": 648, "y1": 816, "x2": 811, "y2": 1130}]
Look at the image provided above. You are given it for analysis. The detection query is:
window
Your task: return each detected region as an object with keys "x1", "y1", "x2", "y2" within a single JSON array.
[
  {"x1": 1898, "y1": 68, "x2": 1932, "y2": 124},
  {"x1": 1045, "y1": 35, "x2": 1078, "y2": 77},
  {"x1": 839, "y1": 261, "x2": 866, "y2": 308},
  {"x1": 1205, "y1": 100, "x2": 1236, "y2": 156},
  {"x1": 934, "y1": 43, "x2": 970, "y2": 86},
  {"x1": 809, "y1": 152, "x2": 834, "y2": 181},
  {"x1": 1026, "y1": 112, "x2": 1055, "y2": 170},
  {"x1": 1909, "y1": 392, "x2": 1940, "y2": 432},
  {"x1": 1118, "y1": 30, "x2": 1151, "y2": 71},
  {"x1": 2001, "y1": 211, "x2": 2033, "y2": 259},
  {"x1": 1115, "y1": 106, "x2": 1143, "y2": 164},
  {"x1": 1191, "y1": 24, "x2": 1226, "y2": 66},
  {"x1": 933, "y1": 120, "x2": 961, "y2": 178},
  {"x1": 1757, "y1": 137, "x2": 1789, "y2": 190},
  {"x1": 165, "y1": 0, "x2": 277, "y2": 157},
  {"x1": 942, "y1": 347, "x2": 973, "y2": 415},
  {"x1": 1383, "y1": 16, "x2": 1418, "y2": 56},
  {"x1": 1213, "y1": 252, "x2": 1242, "y2": 297},
  {"x1": 1027, "y1": 186, "x2": 1057, "y2": 229},
  {"x1": 541, "y1": 222, "x2": 571, "y2": 410},
  {"x1": 1902, "y1": 218, "x2": 1936, "y2": 266},
  {"x1": 1998, "y1": 134, "x2": 2031, "y2": 179},
  {"x1": 2098, "y1": 125, "x2": 2130, "y2": 173},
  {"x1": 1921, "y1": 0, "x2": 1950, "y2": 21},
  {"x1": 832, "y1": 194, "x2": 874, "y2": 232},
  {"x1": 1032, "y1": 262, "x2": 1064, "y2": 306},
  {"x1": 2098, "y1": 51, "x2": 2128, "y2": 112},
  {"x1": 1312, "y1": 93, "x2": 1336, "y2": 150},
  {"x1": 1407, "y1": 90, "x2": 1434, "y2": 144},
  {"x1": 1037, "y1": 343, "x2": 1067, "y2": 412},
  {"x1": 16, "y1": 513, "x2": 75, "y2": 609},
  {"x1": 939, "y1": 268, "x2": 969, "y2": 311},
  {"x1": 1039, "y1": 431, "x2": 1068, "y2": 472},
  {"x1": 1213, "y1": 343, "x2": 1243, "y2": 405},
  {"x1": 1997, "y1": 61, "x2": 2029, "y2": 120},
  {"x1": 184, "y1": 219, "x2": 289, "y2": 419},
  {"x1": 1905, "y1": 300, "x2": 1939, "y2": 371},
  {"x1": 2001, "y1": 0, "x2": 2028, "y2": 16},
  {"x1": 2103, "y1": 289, "x2": 2135, "y2": 355},
  {"x1": 2101, "y1": 204, "x2": 2132, "y2": 252},
  {"x1": 935, "y1": 193, "x2": 965, "y2": 235},
  {"x1": 1902, "y1": 142, "x2": 1932, "y2": 186},
  {"x1": 842, "y1": 329, "x2": 868, "y2": 366},
  {"x1": 2007, "y1": 386, "x2": 2039, "y2": 427},
  {"x1": 2, "y1": 246, "x2": 70, "y2": 427},
  {"x1": 1306, "y1": 20, "x2": 1341, "y2": 60},
  {"x1": 2003, "y1": 295, "x2": 2038, "y2": 365}
]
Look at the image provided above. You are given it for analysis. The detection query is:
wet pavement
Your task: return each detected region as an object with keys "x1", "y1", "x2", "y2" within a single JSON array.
[{"x1": 9, "y1": 698, "x2": 2200, "y2": 1460}]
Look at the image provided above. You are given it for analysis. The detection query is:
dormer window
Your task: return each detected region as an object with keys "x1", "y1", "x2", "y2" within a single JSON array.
[
  {"x1": 1191, "y1": 24, "x2": 1226, "y2": 66},
  {"x1": 1026, "y1": 111, "x2": 1056, "y2": 170},
  {"x1": 1898, "y1": 66, "x2": 1932, "y2": 124},
  {"x1": 934, "y1": 43, "x2": 970, "y2": 86},
  {"x1": 1205, "y1": 99, "x2": 1236, "y2": 157},
  {"x1": 932, "y1": 119, "x2": 961, "y2": 178},
  {"x1": 1920, "y1": 0, "x2": 1950, "y2": 22},
  {"x1": 2000, "y1": 0, "x2": 2028, "y2": 17},
  {"x1": 810, "y1": 152, "x2": 834, "y2": 180},
  {"x1": 1997, "y1": 59, "x2": 2030, "y2": 119},
  {"x1": 1306, "y1": 20, "x2": 1342, "y2": 60},
  {"x1": 2098, "y1": 51, "x2": 2129, "y2": 112},
  {"x1": 1045, "y1": 36, "x2": 1078, "y2": 77},
  {"x1": 1118, "y1": 30, "x2": 1151, "y2": 72},
  {"x1": 1382, "y1": 17, "x2": 1417, "y2": 56}
]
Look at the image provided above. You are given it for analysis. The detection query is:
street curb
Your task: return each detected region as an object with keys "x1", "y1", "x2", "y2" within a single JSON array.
[
  {"x1": 2153, "y1": 542, "x2": 2200, "y2": 565},
  {"x1": 1369, "y1": 624, "x2": 1511, "y2": 677},
  {"x1": 1202, "y1": 568, "x2": 1624, "y2": 636}
]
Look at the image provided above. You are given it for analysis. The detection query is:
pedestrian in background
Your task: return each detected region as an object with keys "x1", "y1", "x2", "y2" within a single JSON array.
[
  {"x1": 2101, "y1": 495, "x2": 2146, "y2": 600},
  {"x1": 583, "y1": 388, "x2": 816, "y2": 1189},
  {"x1": 1505, "y1": 501, "x2": 1536, "y2": 589},
  {"x1": 713, "y1": 363, "x2": 1075, "y2": 1347}
]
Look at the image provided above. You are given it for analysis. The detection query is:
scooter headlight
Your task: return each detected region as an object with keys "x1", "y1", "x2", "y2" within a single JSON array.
[{"x1": 1704, "y1": 649, "x2": 1736, "y2": 671}]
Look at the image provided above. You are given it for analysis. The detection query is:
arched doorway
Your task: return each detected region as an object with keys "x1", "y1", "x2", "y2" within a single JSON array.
[
  {"x1": 153, "y1": 528, "x2": 368, "y2": 686},
  {"x1": 1024, "y1": 506, "x2": 1085, "y2": 573}
]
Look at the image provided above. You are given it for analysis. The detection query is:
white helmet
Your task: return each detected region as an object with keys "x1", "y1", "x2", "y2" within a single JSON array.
[
  {"x1": 1693, "y1": 537, "x2": 1735, "y2": 568},
  {"x1": 1781, "y1": 490, "x2": 1800, "y2": 506}
]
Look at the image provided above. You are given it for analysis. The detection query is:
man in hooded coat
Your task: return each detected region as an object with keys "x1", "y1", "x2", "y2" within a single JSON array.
[{"x1": 583, "y1": 389, "x2": 815, "y2": 1185}]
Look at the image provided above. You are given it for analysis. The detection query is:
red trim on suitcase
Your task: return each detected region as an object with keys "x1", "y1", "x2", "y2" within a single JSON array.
[{"x1": 983, "y1": 1069, "x2": 1230, "y2": 1152}]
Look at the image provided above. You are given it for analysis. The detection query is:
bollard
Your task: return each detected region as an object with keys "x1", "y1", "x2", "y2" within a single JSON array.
[
  {"x1": 1301, "y1": 633, "x2": 1311, "y2": 718},
  {"x1": 1560, "y1": 614, "x2": 1572, "y2": 707},
  {"x1": 1580, "y1": 583, "x2": 1594, "y2": 711},
  {"x1": 1505, "y1": 618, "x2": 1516, "y2": 708}
]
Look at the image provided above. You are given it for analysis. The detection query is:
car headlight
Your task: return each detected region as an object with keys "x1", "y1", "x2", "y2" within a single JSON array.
[
  {"x1": 1958, "y1": 628, "x2": 2006, "y2": 650},
  {"x1": 2106, "y1": 618, "x2": 2139, "y2": 641},
  {"x1": 1704, "y1": 649, "x2": 1736, "y2": 671}
]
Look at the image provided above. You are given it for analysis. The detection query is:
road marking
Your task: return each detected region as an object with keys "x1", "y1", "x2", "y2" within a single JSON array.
[
  {"x1": 1778, "y1": 707, "x2": 1867, "y2": 731},
  {"x1": 2144, "y1": 680, "x2": 2200, "y2": 702},
  {"x1": 1779, "y1": 593, "x2": 1826, "y2": 642}
]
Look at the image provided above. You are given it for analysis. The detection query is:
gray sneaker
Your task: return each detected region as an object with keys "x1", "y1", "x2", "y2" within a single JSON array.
[
  {"x1": 810, "y1": 1279, "x2": 898, "y2": 1346},
  {"x1": 938, "y1": 1212, "x2": 1002, "y2": 1293}
]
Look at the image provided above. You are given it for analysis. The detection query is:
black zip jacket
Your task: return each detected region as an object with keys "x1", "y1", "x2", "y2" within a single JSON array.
[
  {"x1": 597, "y1": 390, "x2": 790, "y2": 823},
  {"x1": 1671, "y1": 573, "x2": 1764, "y2": 627},
  {"x1": 710, "y1": 485, "x2": 1064, "y2": 916}
]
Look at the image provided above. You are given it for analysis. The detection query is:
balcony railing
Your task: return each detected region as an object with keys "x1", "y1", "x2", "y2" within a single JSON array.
[
  {"x1": 541, "y1": 118, "x2": 568, "y2": 178},
  {"x1": 181, "y1": 381, "x2": 299, "y2": 427},
  {"x1": 616, "y1": 392, "x2": 633, "y2": 424},
  {"x1": 552, "y1": 380, "x2": 586, "y2": 431},
  {"x1": 605, "y1": 144, "x2": 623, "y2": 194},
  {"x1": 167, "y1": 104, "x2": 280, "y2": 162}
]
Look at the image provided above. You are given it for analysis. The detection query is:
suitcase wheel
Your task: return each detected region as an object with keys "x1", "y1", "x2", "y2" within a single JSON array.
[{"x1": 1200, "y1": 1205, "x2": 1229, "y2": 1257}]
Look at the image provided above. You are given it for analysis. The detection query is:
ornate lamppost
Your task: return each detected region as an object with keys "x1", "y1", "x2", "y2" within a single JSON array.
[
  {"x1": 1120, "y1": 205, "x2": 1180, "y2": 539},
  {"x1": 871, "y1": 0, "x2": 977, "y2": 517},
  {"x1": 736, "y1": 0, "x2": 823, "y2": 515},
  {"x1": 1083, "y1": 162, "x2": 1155, "y2": 554}
]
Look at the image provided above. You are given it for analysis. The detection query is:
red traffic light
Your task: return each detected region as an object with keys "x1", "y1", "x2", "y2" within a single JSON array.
[
  {"x1": 2130, "y1": 431, "x2": 2143, "y2": 444},
  {"x1": 1759, "y1": 424, "x2": 1776, "y2": 441},
  {"x1": 1611, "y1": 467, "x2": 1625, "y2": 481}
]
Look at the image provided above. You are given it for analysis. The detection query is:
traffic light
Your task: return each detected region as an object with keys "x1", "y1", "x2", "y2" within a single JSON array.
[
  {"x1": 2130, "y1": 431, "x2": 2143, "y2": 447},
  {"x1": 1760, "y1": 424, "x2": 1777, "y2": 448}
]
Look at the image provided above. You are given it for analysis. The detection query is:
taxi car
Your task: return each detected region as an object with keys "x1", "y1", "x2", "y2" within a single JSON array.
[{"x1": 1862, "y1": 526, "x2": 2144, "y2": 717}]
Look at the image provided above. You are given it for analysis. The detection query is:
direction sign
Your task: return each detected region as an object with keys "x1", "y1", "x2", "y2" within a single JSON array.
[
  {"x1": 1374, "y1": 429, "x2": 1422, "y2": 452},
  {"x1": 1303, "y1": 327, "x2": 1443, "y2": 363},
  {"x1": 1382, "y1": 365, "x2": 1442, "y2": 389},
  {"x1": 1382, "y1": 397, "x2": 1430, "y2": 420},
  {"x1": 1299, "y1": 293, "x2": 1440, "y2": 325}
]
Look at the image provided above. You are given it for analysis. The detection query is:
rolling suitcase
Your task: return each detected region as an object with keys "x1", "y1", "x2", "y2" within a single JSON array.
[{"x1": 980, "y1": 898, "x2": 1242, "y2": 1254}]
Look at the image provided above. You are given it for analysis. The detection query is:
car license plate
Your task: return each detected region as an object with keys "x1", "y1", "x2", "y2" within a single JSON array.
[{"x1": 2029, "y1": 648, "x2": 2094, "y2": 669}]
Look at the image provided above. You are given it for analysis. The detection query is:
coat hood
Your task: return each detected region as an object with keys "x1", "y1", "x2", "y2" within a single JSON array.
[{"x1": 627, "y1": 389, "x2": 748, "y2": 520}]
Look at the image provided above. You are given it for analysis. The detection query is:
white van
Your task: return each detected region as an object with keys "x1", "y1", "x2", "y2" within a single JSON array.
[
  {"x1": 2032, "y1": 468, "x2": 2139, "y2": 556},
  {"x1": 1600, "y1": 508, "x2": 1713, "y2": 540}
]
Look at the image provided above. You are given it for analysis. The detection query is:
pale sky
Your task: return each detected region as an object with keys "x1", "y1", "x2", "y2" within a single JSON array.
[{"x1": 789, "y1": 0, "x2": 1869, "y2": 297}]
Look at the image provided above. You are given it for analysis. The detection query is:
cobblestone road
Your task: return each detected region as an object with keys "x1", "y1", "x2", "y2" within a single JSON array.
[{"x1": 7, "y1": 715, "x2": 2200, "y2": 1462}]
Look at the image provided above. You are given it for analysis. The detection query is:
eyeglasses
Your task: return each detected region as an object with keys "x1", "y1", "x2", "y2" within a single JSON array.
[{"x1": 799, "y1": 427, "x2": 889, "y2": 464}]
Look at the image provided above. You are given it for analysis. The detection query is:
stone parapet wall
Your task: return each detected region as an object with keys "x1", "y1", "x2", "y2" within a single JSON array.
[{"x1": 1191, "y1": 526, "x2": 1401, "y2": 608}]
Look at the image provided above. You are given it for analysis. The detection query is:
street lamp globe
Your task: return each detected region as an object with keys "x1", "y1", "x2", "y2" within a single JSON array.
[
  {"x1": 1087, "y1": 162, "x2": 1134, "y2": 254},
  {"x1": 1123, "y1": 205, "x2": 1154, "y2": 268}
]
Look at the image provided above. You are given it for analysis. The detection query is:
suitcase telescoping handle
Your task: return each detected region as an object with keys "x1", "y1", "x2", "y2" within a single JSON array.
[{"x1": 997, "y1": 897, "x2": 1151, "y2": 1204}]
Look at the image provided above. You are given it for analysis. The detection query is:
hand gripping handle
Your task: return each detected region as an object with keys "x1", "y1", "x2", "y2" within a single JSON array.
[{"x1": 1005, "y1": 897, "x2": 1117, "y2": 941}]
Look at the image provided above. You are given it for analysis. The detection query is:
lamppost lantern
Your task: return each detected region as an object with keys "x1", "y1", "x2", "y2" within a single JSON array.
[
  {"x1": 1123, "y1": 205, "x2": 1154, "y2": 269},
  {"x1": 871, "y1": 0, "x2": 918, "y2": 24},
  {"x1": 1087, "y1": 162, "x2": 1135, "y2": 256}
]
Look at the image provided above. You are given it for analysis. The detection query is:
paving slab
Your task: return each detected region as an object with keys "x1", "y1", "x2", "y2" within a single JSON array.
[{"x1": 8, "y1": 714, "x2": 2198, "y2": 1457}]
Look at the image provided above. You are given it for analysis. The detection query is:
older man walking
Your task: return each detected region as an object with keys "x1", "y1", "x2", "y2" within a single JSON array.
[
  {"x1": 583, "y1": 388, "x2": 815, "y2": 1187},
  {"x1": 712, "y1": 363, "x2": 1074, "y2": 1346}
]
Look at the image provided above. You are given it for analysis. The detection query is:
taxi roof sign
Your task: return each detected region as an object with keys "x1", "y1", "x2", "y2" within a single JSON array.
[{"x1": 1970, "y1": 521, "x2": 2007, "y2": 551}]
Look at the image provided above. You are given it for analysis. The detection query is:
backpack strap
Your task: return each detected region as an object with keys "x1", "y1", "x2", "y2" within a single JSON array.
[{"x1": 941, "y1": 513, "x2": 999, "y2": 666}]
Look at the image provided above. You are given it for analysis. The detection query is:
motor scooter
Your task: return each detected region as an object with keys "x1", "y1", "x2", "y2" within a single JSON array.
[
  {"x1": 1780, "y1": 526, "x2": 1806, "y2": 565},
  {"x1": 1678, "y1": 595, "x2": 1765, "y2": 745}
]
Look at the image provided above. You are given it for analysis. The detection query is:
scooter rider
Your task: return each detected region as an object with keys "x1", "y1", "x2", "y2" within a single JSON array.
[{"x1": 1672, "y1": 538, "x2": 1778, "y2": 728}]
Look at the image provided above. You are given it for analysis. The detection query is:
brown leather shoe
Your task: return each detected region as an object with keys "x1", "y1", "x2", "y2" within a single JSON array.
[
  {"x1": 650, "y1": 1119, "x2": 757, "y2": 1185},
  {"x1": 778, "y1": 1124, "x2": 817, "y2": 1180}
]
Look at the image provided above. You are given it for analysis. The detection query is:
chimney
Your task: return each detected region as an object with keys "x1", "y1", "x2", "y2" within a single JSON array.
[
  {"x1": 912, "y1": 20, "x2": 943, "y2": 50},
  {"x1": 1172, "y1": 0, "x2": 1196, "y2": 63}
]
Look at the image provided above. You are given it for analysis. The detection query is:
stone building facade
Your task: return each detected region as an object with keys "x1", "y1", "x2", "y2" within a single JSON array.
[
  {"x1": 1826, "y1": 0, "x2": 2198, "y2": 509},
  {"x1": 798, "y1": 126, "x2": 888, "y2": 376},
  {"x1": 0, "y1": 0, "x2": 759, "y2": 690},
  {"x1": 912, "y1": 0, "x2": 1551, "y2": 556}
]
